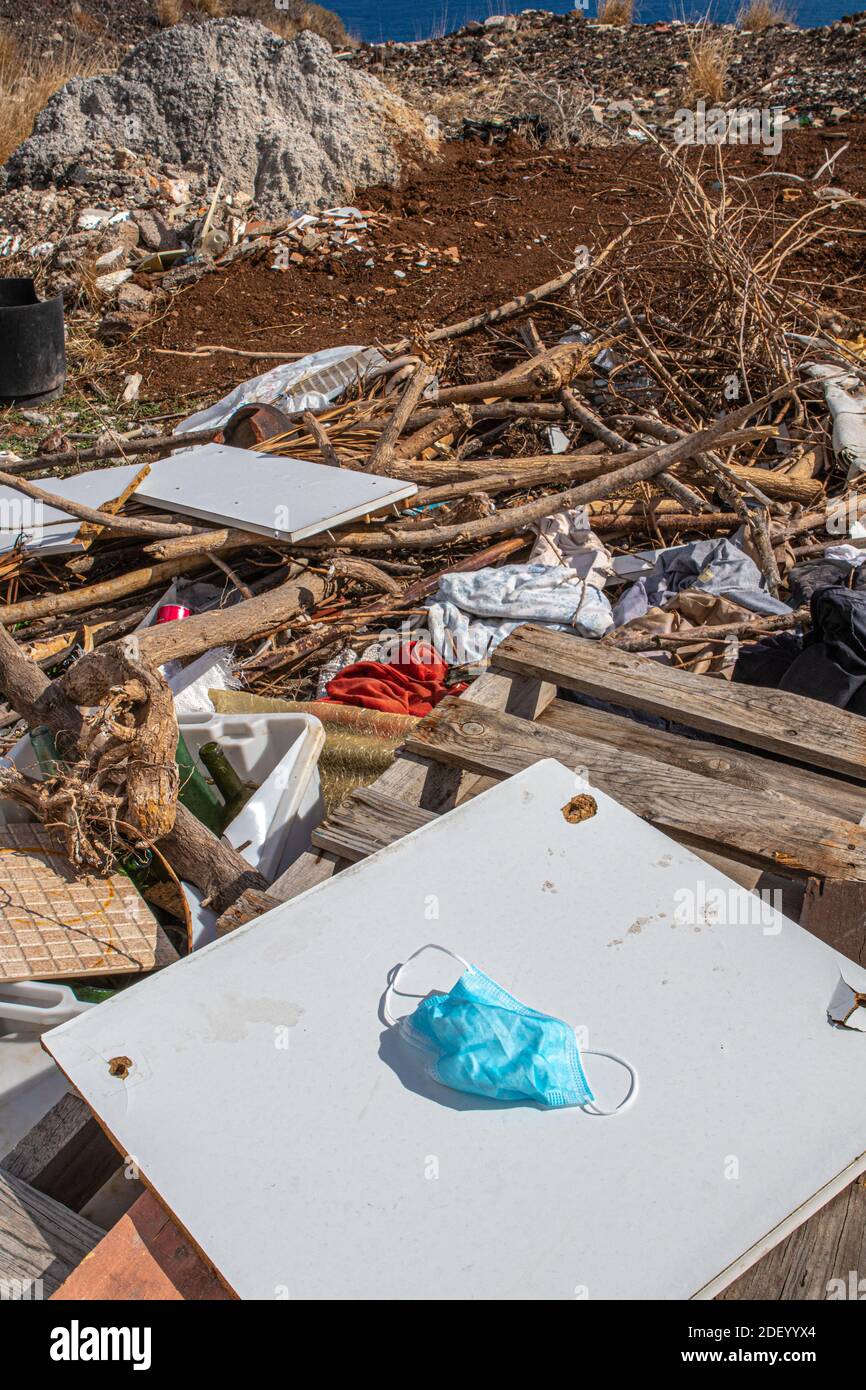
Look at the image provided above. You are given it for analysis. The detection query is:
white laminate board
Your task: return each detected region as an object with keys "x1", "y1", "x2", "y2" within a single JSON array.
[
  {"x1": 43, "y1": 760, "x2": 866, "y2": 1300},
  {"x1": 134, "y1": 444, "x2": 417, "y2": 541},
  {"x1": 0, "y1": 464, "x2": 145, "y2": 555}
]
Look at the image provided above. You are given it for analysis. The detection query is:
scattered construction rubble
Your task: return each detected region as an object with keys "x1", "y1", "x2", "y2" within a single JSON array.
[{"x1": 1, "y1": 7, "x2": 866, "y2": 1312}]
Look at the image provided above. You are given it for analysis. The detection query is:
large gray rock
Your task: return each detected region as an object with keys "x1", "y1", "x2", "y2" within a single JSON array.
[{"x1": 3, "y1": 19, "x2": 435, "y2": 217}]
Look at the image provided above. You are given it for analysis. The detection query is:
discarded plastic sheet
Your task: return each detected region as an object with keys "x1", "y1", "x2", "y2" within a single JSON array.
[
  {"x1": 135, "y1": 444, "x2": 417, "y2": 542},
  {"x1": 43, "y1": 761, "x2": 866, "y2": 1299},
  {"x1": 806, "y1": 363, "x2": 866, "y2": 481},
  {"x1": 173, "y1": 345, "x2": 388, "y2": 437}
]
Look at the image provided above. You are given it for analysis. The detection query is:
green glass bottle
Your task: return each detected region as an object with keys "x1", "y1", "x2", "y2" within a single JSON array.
[
  {"x1": 30, "y1": 724, "x2": 61, "y2": 778},
  {"x1": 175, "y1": 733, "x2": 226, "y2": 836},
  {"x1": 199, "y1": 742, "x2": 257, "y2": 829}
]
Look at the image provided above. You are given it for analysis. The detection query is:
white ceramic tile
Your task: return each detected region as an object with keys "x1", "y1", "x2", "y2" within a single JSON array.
[{"x1": 43, "y1": 761, "x2": 866, "y2": 1299}]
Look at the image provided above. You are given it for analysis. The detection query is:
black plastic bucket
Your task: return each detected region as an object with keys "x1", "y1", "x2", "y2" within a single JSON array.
[{"x1": 0, "y1": 278, "x2": 67, "y2": 406}]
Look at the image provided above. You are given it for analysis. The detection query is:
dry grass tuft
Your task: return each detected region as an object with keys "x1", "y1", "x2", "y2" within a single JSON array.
[
  {"x1": 0, "y1": 27, "x2": 110, "y2": 166},
  {"x1": 683, "y1": 22, "x2": 734, "y2": 106},
  {"x1": 593, "y1": 0, "x2": 635, "y2": 24},
  {"x1": 737, "y1": 0, "x2": 796, "y2": 32},
  {"x1": 153, "y1": 0, "x2": 357, "y2": 46},
  {"x1": 154, "y1": 0, "x2": 184, "y2": 23},
  {"x1": 69, "y1": 3, "x2": 107, "y2": 37}
]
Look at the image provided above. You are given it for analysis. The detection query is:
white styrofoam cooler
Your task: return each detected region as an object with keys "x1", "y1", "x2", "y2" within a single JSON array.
[{"x1": 178, "y1": 711, "x2": 325, "y2": 885}]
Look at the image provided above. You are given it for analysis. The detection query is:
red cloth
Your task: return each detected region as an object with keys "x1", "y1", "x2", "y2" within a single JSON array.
[{"x1": 322, "y1": 642, "x2": 465, "y2": 717}]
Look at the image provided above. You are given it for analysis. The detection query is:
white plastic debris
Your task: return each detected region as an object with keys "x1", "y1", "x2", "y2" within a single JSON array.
[
  {"x1": 121, "y1": 372, "x2": 143, "y2": 403},
  {"x1": 174, "y1": 345, "x2": 389, "y2": 436},
  {"x1": 806, "y1": 363, "x2": 866, "y2": 480}
]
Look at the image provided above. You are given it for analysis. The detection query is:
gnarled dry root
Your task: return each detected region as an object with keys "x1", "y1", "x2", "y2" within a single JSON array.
[{"x1": 52, "y1": 641, "x2": 179, "y2": 842}]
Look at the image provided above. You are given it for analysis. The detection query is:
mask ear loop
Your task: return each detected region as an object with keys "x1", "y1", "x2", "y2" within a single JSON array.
[
  {"x1": 580, "y1": 1050, "x2": 639, "y2": 1116},
  {"x1": 383, "y1": 943, "x2": 471, "y2": 1026}
]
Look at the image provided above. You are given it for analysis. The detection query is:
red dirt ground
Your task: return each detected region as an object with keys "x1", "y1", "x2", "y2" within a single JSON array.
[{"x1": 132, "y1": 124, "x2": 866, "y2": 407}]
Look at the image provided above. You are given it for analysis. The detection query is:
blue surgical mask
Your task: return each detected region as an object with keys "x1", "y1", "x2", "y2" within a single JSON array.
[{"x1": 383, "y1": 944, "x2": 637, "y2": 1116}]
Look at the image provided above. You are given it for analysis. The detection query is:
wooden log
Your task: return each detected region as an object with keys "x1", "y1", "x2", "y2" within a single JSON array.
[
  {"x1": 1, "y1": 556, "x2": 211, "y2": 628},
  {"x1": 294, "y1": 391, "x2": 795, "y2": 552},
  {"x1": 0, "y1": 625, "x2": 269, "y2": 910},
  {"x1": 133, "y1": 571, "x2": 327, "y2": 666},
  {"x1": 366, "y1": 365, "x2": 433, "y2": 475}
]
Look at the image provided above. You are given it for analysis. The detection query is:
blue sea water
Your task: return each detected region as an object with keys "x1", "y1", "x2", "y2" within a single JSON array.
[{"x1": 330, "y1": 1, "x2": 854, "y2": 44}]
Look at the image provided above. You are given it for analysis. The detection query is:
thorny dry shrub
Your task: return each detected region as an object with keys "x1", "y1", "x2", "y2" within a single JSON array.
[
  {"x1": 0, "y1": 27, "x2": 110, "y2": 164},
  {"x1": 501, "y1": 74, "x2": 601, "y2": 149},
  {"x1": 397, "y1": 71, "x2": 608, "y2": 147},
  {"x1": 593, "y1": 0, "x2": 635, "y2": 24},
  {"x1": 578, "y1": 136, "x2": 865, "y2": 422},
  {"x1": 682, "y1": 22, "x2": 734, "y2": 106},
  {"x1": 737, "y1": 0, "x2": 796, "y2": 32}
]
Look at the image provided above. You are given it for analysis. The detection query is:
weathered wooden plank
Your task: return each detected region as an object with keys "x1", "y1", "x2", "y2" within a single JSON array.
[
  {"x1": 312, "y1": 788, "x2": 436, "y2": 861},
  {"x1": 493, "y1": 626, "x2": 866, "y2": 781},
  {"x1": 215, "y1": 888, "x2": 283, "y2": 936},
  {"x1": 404, "y1": 697, "x2": 866, "y2": 887},
  {"x1": 720, "y1": 1174, "x2": 866, "y2": 1300},
  {"x1": 0, "y1": 1169, "x2": 103, "y2": 1297},
  {"x1": 51, "y1": 1191, "x2": 232, "y2": 1301},
  {"x1": 799, "y1": 877, "x2": 866, "y2": 963},
  {"x1": 540, "y1": 698, "x2": 866, "y2": 826},
  {"x1": 1, "y1": 1093, "x2": 121, "y2": 1214}
]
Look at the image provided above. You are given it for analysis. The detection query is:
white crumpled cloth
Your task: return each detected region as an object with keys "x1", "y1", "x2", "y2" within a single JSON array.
[
  {"x1": 529, "y1": 505, "x2": 615, "y2": 586},
  {"x1": 426, "y1": 564, "x2": 613, "y2": 665}
]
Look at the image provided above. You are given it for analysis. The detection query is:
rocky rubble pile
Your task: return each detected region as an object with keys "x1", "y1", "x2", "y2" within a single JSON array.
[
  {"x1": 4, "y1": 20, "x2": 434, "y2": 214},
  {"x1": 0, "y1": 17, "x2": 436, "y2": 338},
  {"x1": 355, "y1": 10, "x2": 866, "y2": 130}
]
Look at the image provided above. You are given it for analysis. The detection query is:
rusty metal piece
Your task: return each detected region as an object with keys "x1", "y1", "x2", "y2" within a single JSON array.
[
  {"x1": 561, "y1": 793, "x2": 598, "y2": 824},
  {"x1": 216, "y1": 404, "x2": 297, "y2": 449}
]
